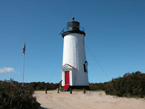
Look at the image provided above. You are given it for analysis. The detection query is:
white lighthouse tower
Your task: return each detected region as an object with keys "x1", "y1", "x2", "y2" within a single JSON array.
[{"x1": 60, "y1": 17, "x2": 89, "y2": 90}]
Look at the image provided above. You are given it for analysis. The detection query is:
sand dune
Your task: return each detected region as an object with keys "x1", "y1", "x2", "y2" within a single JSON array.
[{"x1": 33, "y1": 90, "x2": 145, "y2": 109}]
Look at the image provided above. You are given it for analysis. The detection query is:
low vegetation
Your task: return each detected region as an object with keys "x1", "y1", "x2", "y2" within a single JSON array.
[
  {"x1": 0, "y1": 71, "x2": 145, "y2": 109},
  {"x1": 0, "y1": 81, "x2": 59, "y2": 109},
  {"x1": 89, "y1": 71, "x2": 145, "y2": 98},
  {"x1": 0, "y1": 82, "x2": 40, "y2": 109}
]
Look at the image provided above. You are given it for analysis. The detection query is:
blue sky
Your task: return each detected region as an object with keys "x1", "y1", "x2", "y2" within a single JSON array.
[{"x1": 0, "y1": 0, "x2": 145, "y2": 84}]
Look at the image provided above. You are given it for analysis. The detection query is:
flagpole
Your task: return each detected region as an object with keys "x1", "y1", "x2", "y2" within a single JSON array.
[
  {"x1": 22, "y1": 53, "x2": 25, "y2": 86},
  {"x1": 22, "y1": 41, "x2": 25, "y2": 86}
]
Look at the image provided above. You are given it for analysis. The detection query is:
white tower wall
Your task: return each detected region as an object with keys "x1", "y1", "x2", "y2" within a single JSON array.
[{"x1": 62, "y1": 33, "x2": 89, "y2": 86}]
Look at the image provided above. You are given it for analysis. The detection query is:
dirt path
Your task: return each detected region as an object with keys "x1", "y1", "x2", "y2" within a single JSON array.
[{"x1": 33, "y1": 90, "x2": 145, "y2": 109}]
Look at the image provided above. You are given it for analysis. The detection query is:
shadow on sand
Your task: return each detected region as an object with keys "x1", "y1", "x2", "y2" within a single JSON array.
[{"x1": 38, "y1": 106, "x2": 49, "y2": 109}]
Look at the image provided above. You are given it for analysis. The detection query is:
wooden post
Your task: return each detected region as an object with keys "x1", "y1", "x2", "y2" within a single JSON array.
[
  {"x1": 57, "y1": 84, "x2": 59, "y2": 93},
  {"x1": 83, "y1": 87, "x2": 86, "y2": 93},
  {"x1": 70, "y1": 88, "x2": 72, "y2": 94},
  {"x1": 45, "y1": 86, "x2": 47, "y2": 94}
]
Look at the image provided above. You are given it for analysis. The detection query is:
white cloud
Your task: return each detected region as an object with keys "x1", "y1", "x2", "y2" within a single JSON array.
[{"x1": 0, "y1": 67, "x2": 15, "y2": 73}]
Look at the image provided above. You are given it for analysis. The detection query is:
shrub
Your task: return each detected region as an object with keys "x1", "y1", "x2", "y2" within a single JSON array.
[
  {"x1": 0, "y1": 82, "x2": 40, "y2": 109},
  {"x1": 104, "y1": 71, "x2": 145, "y2": 98}
]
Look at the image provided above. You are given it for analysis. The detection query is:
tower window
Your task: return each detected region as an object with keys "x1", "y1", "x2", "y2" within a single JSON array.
[{"x1": 84, "y1": 64, "x2": 87, "y2": 73}]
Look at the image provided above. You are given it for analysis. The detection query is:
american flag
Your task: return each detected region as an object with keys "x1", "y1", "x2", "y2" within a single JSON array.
[{"x1": 23, "y1": 42, "x2": 26, "y2": 54}]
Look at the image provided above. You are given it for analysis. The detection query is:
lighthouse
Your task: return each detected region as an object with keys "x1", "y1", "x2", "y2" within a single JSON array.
[{"x1": 60, "y1": 17, "x2": 89, "y2": 90}]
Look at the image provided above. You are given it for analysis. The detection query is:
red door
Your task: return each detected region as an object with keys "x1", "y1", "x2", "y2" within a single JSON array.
[
  {"x1": 63, "y1": 71, "x2": 70, "y2": 90},
  {"x1": 65, "y1": 71, "x2": 69, "y2": 85}
]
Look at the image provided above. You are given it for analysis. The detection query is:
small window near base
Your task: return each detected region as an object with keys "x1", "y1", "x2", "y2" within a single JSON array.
[{"x1": 84, "y1": 64, "x2": 87, "y2": 73}]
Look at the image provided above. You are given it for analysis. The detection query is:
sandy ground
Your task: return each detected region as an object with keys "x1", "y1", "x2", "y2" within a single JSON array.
[{"x1": 33, "y1": 90, "x2": 145, "y2": 109}]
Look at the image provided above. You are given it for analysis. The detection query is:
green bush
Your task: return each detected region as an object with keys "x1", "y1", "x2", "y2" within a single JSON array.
[
  {"x1": 29, "y1": 82, "x2": 58, "y2": 90},
  {"x1": 104, "y1": 71, "x2": 145, "y2": 98},
  {"x1": 89, "y1": 82, "x2": 106, "y2": 91},
  {"x1": 0, "y1": 82, "x2": 40, "y2": 109},
  {"x1": 89, "y1": 71, "x2": 145, "y2": 98}
]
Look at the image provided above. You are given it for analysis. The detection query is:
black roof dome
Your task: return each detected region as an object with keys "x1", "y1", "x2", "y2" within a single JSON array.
[{"x1": 61, "y1": 17, "x2": 85, "y2": 38}]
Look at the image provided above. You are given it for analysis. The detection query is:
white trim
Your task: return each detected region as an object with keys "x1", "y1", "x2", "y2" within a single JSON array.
[{"x1": 60, "y1": 63, "x2": 77, "y2": 71}]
